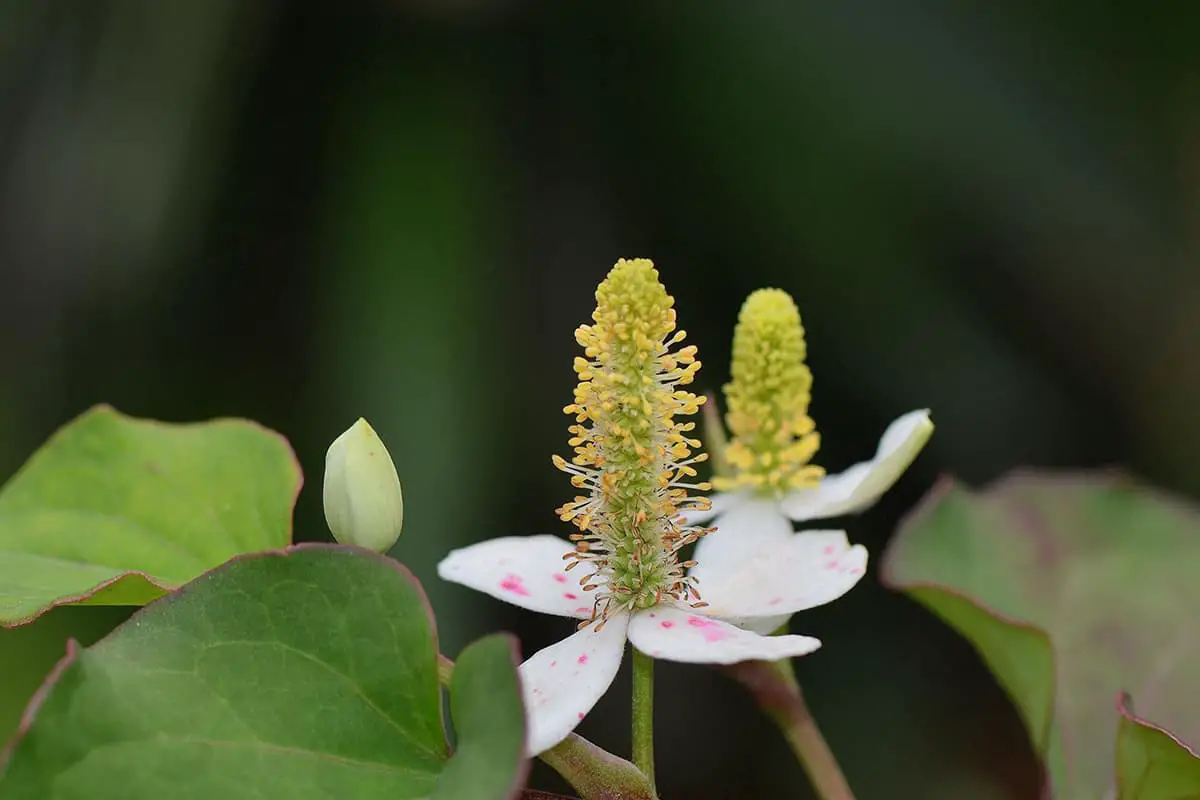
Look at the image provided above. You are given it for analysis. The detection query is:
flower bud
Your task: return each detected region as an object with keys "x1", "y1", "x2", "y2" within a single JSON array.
[{"x1": 323, "y1": 418, "x2": 404, "y2": 552}]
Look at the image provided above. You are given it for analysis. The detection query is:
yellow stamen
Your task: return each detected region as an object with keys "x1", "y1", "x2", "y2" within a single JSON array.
[
  {"x1": 715, "y1": 288, "x2": 826, "y2": 495},
  {"x1": 553, "y1": 259, "x2": 713, "y2": 627}
]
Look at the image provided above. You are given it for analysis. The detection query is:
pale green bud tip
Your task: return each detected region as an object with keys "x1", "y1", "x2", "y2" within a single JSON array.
[{"x1": 323, "y1": 417, "x2": 404, "y2": 553}]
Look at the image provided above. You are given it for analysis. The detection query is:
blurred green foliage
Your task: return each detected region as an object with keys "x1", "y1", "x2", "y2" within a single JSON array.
[
  {"x1": 3, "y1": 1, "x2": 1200, "y2": 797},
  {"x1": 886, "y1": 472, "x2": 1200, "y2": 797}
]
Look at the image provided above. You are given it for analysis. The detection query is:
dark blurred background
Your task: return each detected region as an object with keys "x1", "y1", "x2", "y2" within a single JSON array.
[{"x1": 4, "y1": 2, "x2": 1200, "y2": 797}]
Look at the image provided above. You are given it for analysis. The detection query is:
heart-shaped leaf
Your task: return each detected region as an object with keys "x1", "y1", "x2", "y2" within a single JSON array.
[
  {"x1": 882, "y1": 471, "x2": 1200, "y2": 799},
  {"x1": 1116, "y1": 694, "x2": 1200, "y2": 800},
  {"x1": 0, "y1": 405, "x2": 301, "y2": 626},
  {"x1": 0, "y1": 544, "x2": 528, "y2": 799}
]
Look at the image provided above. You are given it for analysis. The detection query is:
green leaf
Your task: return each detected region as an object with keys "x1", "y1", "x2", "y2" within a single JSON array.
[
  {"x1": 0, "y1": 404, "x2": 302, "y2": 626},
  {"x1": 882, "y1": 471, "x2": 1200, "y2": 799},
  {"x1": 434, "y1": 635, "x2": 527, "y2": 800},
  {"x1": 0, "y1": 545, "x2": 529, "y2": 799},
  {"x1": 1117, "y1": 694, "x2": 1200, "y2": 800}
]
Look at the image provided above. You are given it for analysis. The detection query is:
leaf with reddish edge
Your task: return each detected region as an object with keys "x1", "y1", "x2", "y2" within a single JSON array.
[
  {"x1": 882, "y1": 470, "x2": 1200, "y2": 800},
  {"x1": 0, "y1": 544, "x2": 529, "y2": 800},
  {"x1": 0, "y1": 404, "x2": 302, "y2": 626},
  {"x1": 434, "y1": 634, "x2": 527, "y2": 799},
  {"x1": 1116, "y1": 694, "x2": 1200, "y2": 800}
]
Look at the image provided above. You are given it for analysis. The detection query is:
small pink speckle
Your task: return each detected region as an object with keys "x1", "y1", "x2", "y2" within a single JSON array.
[
  {"x1": 848, "y1": 566, "x2": 864, "y2": 575},
  {"x1": 660, "y1": 620, "x2": 674, "y2": 629},
  {"x1": 577, "y1": 712, "x2": 585, "y2": 720},
  {"x1": 550, "y1": 660, "x2": 557, "y2": 668},
  {"x1": 500, "y1": 573, "x2": 530, "y2": 596},
  {"x1": 564, "y1": 592, "x2": 578, "y2": 600},
  {"x1": 575, "y1": 607, "x2": 591, "y2": 615},
  {"x1": 553, "y1": 573, "x2": 567, "y2": 584},
  {"x1": 768, "y1": 597, "x2": 783, "y2": 606},
  {"x1": 577, "y1": 654, "x2": 589, "y2": 665},
  {"x1": 822, "y1": 545, "x2": 835, "y2": 555},
  {"x1": 824, "y1": 560, "x2": 839, "y2": 570},
  {"x1": 687, "y1": 616, "x2": 726, "y2": 642}
]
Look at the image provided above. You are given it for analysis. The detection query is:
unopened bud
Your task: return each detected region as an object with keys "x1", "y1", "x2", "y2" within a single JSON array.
[{"x1": 323, "y1": 418, "x2": 404, "y2": 553}]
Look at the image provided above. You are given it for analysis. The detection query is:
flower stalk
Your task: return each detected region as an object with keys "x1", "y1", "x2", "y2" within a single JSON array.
[
  {"x1": 630, "y1": 647, "x2": 656, "y2": 790},
  {"x1": 726, "y1": 648, "x2": 855, "y2": 800}
]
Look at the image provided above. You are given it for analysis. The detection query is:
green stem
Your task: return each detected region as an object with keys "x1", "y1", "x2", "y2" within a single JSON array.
[
  {"x1": 539, "y1": 732, "x2": 657, "y2": 800},
  {"x1": 630, "y1": 647, "x2": 656, "y2": 790},
  {"x1": 438, "y1": 653, "x2": 656, "y2": 800},
  {"x1": 726, "y1": 656, "x2": 855, "y2": 800}
]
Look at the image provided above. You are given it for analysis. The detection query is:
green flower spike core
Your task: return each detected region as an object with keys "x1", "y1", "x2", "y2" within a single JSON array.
[
  {"x1": 883, "y1": 471, "x2": 1200, "y2": 800},
  {"x1": 0, "y1": 405, "x2": 301, "y2": 626},
  {"x1": 553, "y1": 257, "x2": 713, "y2": 627}
]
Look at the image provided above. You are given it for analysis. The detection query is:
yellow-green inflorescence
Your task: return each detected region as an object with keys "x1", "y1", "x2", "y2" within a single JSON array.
[
  {"x1": 715, "y1": 288, "x2": 826, "y2": 496},
  {"x1": 553, "y1": 259, "x2": 713, "y2": 629}
]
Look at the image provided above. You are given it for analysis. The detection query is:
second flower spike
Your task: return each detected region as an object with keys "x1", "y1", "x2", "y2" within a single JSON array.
[{"x1": 323, "y1": 417, "x2": 405, "y2": 553}]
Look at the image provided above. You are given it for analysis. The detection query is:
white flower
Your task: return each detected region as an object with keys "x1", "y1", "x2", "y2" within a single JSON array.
[
  {"x1": 685, "y1": 289, "x2": 933, "y2": 633},
  {"x1": 438, "y1": 530, "x2": 864, "y2": 755},
  {"x1": 437, "y1": 262, "x2": 869, "y2": 757},
  {"x1": 684, "y1": 409, "x2": 932, "y2": 631}
]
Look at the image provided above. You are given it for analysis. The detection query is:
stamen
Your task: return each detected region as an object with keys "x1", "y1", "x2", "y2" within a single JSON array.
[{"x1": 552, "y1": 259, "x2": 712, "y2": 627}]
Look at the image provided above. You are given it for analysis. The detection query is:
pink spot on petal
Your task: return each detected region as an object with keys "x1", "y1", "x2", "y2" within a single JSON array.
[
  {"x1": 768, "y1": 597, "x2": 783, "y2": 606},
  {"x1": 822, "y1": 545, "x2": 835, "y2": 555},
  {"x1": 849, "y1": 567, "x2": 864, "y2": 575},
  {"x1": 687, "y1": 616, "x2": 726, "y2": 642},
  {"x1": 550, "y1": 660, "x2": 557, "y2": 668},
  {"x1": 577, "y1": 654, "x2": 589, "y2": 665},
  {"x1": 824, "y1": 560, "x2": 839, "y2": 570},
  {"x1": 660, "y1": 620, "x2": 674, "y2": 629},
  {"x1": 577, "y1": 712, "x2": 585, "y2": 719},
  {"x1": 553, "y1": 573, "x2": 567, "y2": 584},
  {"x1": 575, "y1": 607, "x2": 591, "y2": 615},
  {"x1": 500, "y1": 573, "x2": 530, "y2": 596},
  {"x1": 564, "y1": 592, "x2": 578, "y2": 600}
]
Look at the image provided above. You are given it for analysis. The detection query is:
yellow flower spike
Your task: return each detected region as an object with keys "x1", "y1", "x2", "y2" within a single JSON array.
[
  {"x1": 715, "y1": 288, "x2": 826, "y2": 496},
  {"x1": 553, "y1": 259, "x2": 713, "y2": 627}
]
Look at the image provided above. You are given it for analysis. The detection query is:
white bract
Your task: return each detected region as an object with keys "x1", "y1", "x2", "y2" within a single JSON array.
[{"x1": 439, "y1": 530, "x2": 864, "y2": 755}]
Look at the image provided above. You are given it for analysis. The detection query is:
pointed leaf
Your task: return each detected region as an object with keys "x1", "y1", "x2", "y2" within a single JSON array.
[
  {"x1": 1116, "y1": 694, "x2": 1200, "y2": 800},
  {"x1": 0, "y1": 405, "x2": 302, "y2": 626},
  {"x1": 0, "y1": 545, "x2": 527, "y2": 799},
  {"x1": 882, "y1": 471, "x2": 1200, "y2": 799},
  {"x1": 434, "y1": 634, "x2": 527, "y2": 799}
]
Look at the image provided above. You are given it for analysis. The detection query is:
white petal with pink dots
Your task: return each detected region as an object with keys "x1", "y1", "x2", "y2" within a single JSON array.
[
  {"x1": 519, "y1": 612, "x2": 630, "y2": 756},
  {"x1": 437, "y1": 535, "x2": 600, "y2": 619},
  {"x1": 699, "y1": 530, "x2": 868, "y2": 623},
  {"x1": 626, "y1": 605, "x2": 821, "y2": 665},
  {"x1": 779, "y1": 409, "x2": 933, "y2": 523}
]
